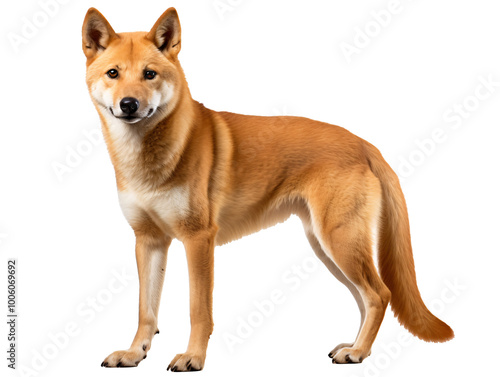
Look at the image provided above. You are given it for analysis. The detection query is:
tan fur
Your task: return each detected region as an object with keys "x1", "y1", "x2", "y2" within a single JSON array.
[{"x1": 82, "y1": 7, "x2": 453, "y2": 371}]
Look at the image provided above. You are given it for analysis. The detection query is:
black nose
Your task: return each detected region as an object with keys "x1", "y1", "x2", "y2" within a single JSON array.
[{"x1": 120, "y1": 97, "x2": 140, "y2": 115}]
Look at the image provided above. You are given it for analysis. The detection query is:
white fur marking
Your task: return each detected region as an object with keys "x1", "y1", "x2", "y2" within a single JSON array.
[
  {"x1": 118, "y1": 186, "x2": 190, "y2": 231},
  {"x1": 147, "y1": 248, "x2": 166, "y2": 317},
  {"x1": 92, "y1": 80, "x2": 114, "y2": 108},
  {"x1": 158, "y1": 82, "x2": 175, "y2": 106}
]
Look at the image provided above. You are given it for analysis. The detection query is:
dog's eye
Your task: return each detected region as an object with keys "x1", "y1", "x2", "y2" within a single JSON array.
[
  {"x1": 107, "y1": 69, "x2": 119, "y2": 79},
  {"x1": 144, "y1": 70, "x2": 157, "y2": 80}
]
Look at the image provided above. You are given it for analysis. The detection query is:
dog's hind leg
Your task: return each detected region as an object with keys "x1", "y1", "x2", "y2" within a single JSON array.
[
  {"x1": 303, "y1": 227, "x2": 367, "y2": 356},
  {"x1": 305, "y1": 169, "x2": 391, "y2": 364}
]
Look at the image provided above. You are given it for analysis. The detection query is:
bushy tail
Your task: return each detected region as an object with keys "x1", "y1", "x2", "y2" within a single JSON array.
[{"x1": 364, "y1": 142, "x2": 454, "y2": 342}]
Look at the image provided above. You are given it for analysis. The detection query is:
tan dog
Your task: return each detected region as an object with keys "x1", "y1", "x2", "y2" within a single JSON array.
[{"x1": 82, "y1": 7, "x2": 453, "y2": 371}]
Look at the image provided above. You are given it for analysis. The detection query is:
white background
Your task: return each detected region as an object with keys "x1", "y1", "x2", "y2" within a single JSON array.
[{"x1": 1, "y1": 0, "x2": 499, "y2": 376}]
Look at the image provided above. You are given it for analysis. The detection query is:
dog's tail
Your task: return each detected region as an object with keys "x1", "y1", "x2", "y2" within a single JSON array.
[{"x1": 363, "y1": 141, "x2": 454, "y2": 343}]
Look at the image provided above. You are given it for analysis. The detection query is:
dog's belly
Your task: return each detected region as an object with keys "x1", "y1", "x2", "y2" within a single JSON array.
[{"x1": 215, "y1": 196, "x2": 309, "y2": 246}]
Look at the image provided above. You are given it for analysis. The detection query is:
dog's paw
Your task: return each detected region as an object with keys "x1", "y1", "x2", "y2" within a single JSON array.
[
  {"x1": 101, "y1": 347, "x2": 148, "y2": 368},
  {"x1": 329, "y1": 346, "x2": 369, "y2": 364},
  {"x1": 167, "y1": 352, "x2": 205, "y2": 372},
  {"x1": 328, "y1": 342, "x2": 354, "y2": 358}
]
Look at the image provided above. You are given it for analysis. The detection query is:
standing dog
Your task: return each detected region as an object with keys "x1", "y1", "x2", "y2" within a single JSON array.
[{"x1": 82, "y1": 7, "x2": 453, "y2": 371}]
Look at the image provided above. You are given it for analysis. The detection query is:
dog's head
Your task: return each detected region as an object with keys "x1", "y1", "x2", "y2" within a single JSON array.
[{"x1": 82, "y1": 8, "x2": 183, "y2": 125}]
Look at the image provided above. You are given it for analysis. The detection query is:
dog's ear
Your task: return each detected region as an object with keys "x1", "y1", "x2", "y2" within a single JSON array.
[
  {"x1": 82, "y1": 8, "x2": 118, "y2": 59},
  {"x1": 146, "y1": 8, "x2": 181, "y2": 58}
]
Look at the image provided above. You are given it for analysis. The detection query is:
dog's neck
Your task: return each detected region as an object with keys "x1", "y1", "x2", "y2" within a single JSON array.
[{"x1": 98, "y1": 85, "x2": 197, "y2": 192}]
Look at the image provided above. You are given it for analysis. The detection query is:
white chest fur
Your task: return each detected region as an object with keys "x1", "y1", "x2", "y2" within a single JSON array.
[
  {"x1": 118, "y1": 186, "x2": 191, "y2": 233},
  {"x1": 100, "y1": 108, "x2": 192, "y2": 235}
]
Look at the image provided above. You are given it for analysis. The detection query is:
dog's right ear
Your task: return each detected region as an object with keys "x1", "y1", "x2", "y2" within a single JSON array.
[{"x1": 82, "y1": 8, "x2": 118, "y2": 59}]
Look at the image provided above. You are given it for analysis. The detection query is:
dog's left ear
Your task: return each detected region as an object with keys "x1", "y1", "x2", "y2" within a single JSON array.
[
  {"x1": 147, "y1": 8, "x2": 181, "y2": 58},
  {"x1": 82, "y1": 8, "x2": 118, "y2": 59}
]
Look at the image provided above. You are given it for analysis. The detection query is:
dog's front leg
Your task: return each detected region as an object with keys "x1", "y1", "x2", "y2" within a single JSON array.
[
  {"x1": 168, "y1": 228, "x2": 216, "y2": 372},
  {"x1": 102, "y1": 231, "x2": 171, "y2": 368}
]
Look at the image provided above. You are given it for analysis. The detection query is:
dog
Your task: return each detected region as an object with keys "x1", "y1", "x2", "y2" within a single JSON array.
[{"x1": 82, "y1": 7, "x2": 453, "y2": 371}]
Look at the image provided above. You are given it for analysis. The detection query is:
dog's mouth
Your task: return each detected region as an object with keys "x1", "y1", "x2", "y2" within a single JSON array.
[
  {"x1": 109, "y1": 108, "x2": 156, "y2": 124},
  {"x1": 116, "y1": 115, "x2": 143, "y2": 124}
]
